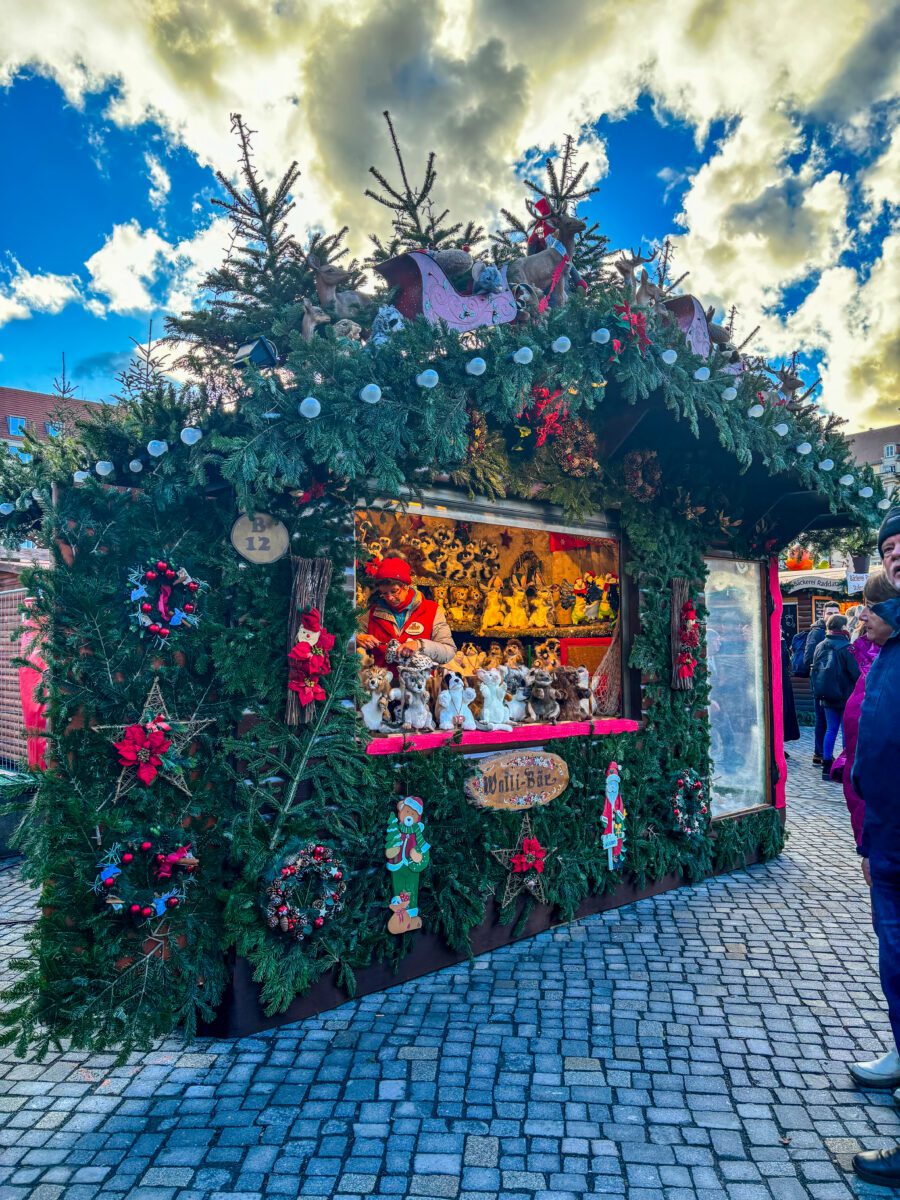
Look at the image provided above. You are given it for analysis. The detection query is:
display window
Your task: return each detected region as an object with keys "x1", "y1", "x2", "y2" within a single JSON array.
[
  {"x1": 705, "y1": 558, "x2": 772, "y2": 817},
  {"x1": 355, "y1": 496, "x2": 631, "y2": 749}
]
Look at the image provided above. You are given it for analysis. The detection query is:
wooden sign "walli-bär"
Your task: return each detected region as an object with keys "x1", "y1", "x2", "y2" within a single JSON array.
[{"x1": 465, "y1": 749, "x2": 569, "y2": 811}]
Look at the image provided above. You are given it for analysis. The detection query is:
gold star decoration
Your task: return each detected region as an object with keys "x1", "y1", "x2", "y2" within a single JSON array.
[
  {"x1": 96, "y1": 680, "x2": 214, "y2": 804},
  {"x1": 491, "y1": 814, "x2": 556, "y2": 907}
]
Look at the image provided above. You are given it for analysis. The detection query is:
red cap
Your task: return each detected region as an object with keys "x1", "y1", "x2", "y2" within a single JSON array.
[
  {"x1": 300, "y1": 608, "x2": 323, "y2": 632},
  {"x1": 372, "y1": 557, "x2": 411, "y2": 586}
]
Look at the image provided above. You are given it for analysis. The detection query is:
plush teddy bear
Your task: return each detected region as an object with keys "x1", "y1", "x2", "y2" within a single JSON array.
[
  {"x1": 552, "y1": 666, "x2": 584, "y2": 723},
  {"x1": 526, "y1": 668, "x2": 561, "y2": 723}
]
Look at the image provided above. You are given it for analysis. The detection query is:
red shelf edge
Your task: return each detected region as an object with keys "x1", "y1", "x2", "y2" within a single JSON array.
[{"x1": 364, "y1": 718, "x2": 640, "y2": 756}]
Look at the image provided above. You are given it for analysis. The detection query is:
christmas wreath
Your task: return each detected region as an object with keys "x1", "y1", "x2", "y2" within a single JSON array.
[
  {"x1": 551, "y1": 416, "x2": 600, "y2": 478},
  {"x1": 670, "y1": 770, "x2": 709, "y2": 836},
  {"x1": 287, "y1": 608, "x2": 336, "y2": 707},
  {"x1": 93, "y1": 838, "x2": 199, "y2": 924},
  {"x1": 623, "y1": 449, "x2": 661, "y2": 502},
  {"x1": 263, "y1": 842, "x2": 346, "y2": 942},
  {"x1": 127, "y1": 558, "x2": 206, "y2": 644}
]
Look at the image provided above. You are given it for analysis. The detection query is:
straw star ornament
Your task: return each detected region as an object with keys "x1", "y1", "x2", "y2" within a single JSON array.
[
  {"x1": 96, "y1": 680, "x2": 213, "y2": 803},
  {"x1": 491, "y1": 814, "x2": 556, "y2": 906}
]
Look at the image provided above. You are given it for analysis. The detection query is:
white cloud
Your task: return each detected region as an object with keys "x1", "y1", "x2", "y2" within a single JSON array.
[
  {"x1": 0, "y1": 0, "x2": 898, "y2": 424},
  {"x1": 145, "y1": 153, "x2": 171, "y2": 211},
  {"x1": 0, "y1": 258, "x2": 82, "y2": 328},
  {"x1": 83, "y1": 220, "x2": 170, "y2": 314}
]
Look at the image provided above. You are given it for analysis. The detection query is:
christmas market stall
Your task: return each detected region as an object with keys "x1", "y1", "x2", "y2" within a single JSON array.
[{"x1": 0, "y1": 118, "x2": 887, "y2": 1053}]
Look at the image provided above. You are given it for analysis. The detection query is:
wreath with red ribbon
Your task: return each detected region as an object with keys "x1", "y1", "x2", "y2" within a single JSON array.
[
  {"x1": 263, "y1": 842, "x2": 347, "y2": 942},
  {"x1": 127, "y1": 559, "x2": 207, "y2": 644},
  {"x1": 671, "y1": 769, "x2": 709, "y2": 836},
  {"x1": 93, "y1": 837, "x2": 199, "y2": 924}
]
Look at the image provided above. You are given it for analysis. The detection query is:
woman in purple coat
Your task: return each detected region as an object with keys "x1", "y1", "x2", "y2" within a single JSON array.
[{"x1": 832, "y1": 572, "x2": 897, "y2": 841}]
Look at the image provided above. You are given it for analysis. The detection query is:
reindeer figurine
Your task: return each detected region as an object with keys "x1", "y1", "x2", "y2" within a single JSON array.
[
  {"x1": 614, "y1": 248, "x2": 658, "y2": 301},
  {"x1": 301, "y1": 296, "x2": 331, "y2": 343},
  {"x1": 307, "y1": 255, "x2": 370, "y2": 319},
  {"x1": 507, "y1": 202, "x2": 586, "y2": 309}
]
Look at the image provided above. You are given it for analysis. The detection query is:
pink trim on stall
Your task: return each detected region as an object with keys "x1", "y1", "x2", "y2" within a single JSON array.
[
  {"x1": 769, "y1": 556, "x2": 787, "y2": 810},
  {"x1": 365, "y1": 717, "x2": 640, "y2": 756}
]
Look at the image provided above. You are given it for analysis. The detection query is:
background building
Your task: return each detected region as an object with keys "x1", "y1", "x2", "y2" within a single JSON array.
[{"x1": 848, "y1": 423, "x2": 900, "y2": 501}]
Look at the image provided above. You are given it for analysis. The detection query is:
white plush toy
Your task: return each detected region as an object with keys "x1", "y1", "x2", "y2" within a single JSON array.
[
  {"x1": 476, "y1": 667, "x2": 513, "y2": 731},
  {"x1": 437, "y1": 671, "x2": 478, "y2": 730}
]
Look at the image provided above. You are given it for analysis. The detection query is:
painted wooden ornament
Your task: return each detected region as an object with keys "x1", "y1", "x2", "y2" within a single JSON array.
[
  {"x1": 601, "y1": 762, "x2": 626, "y2": 870},
  {"x1": 385, "y1": 796, "x2": 431, "y2": 934},
  {"x1": 466, "y1": 750, "x2": 569, "y2": 811},
  {"x1": 230, "y1": 512, "x2": 290, "y2": 564}
]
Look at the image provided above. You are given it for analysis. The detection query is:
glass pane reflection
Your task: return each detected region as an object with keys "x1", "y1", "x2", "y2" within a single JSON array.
[{"x1": 704, "y1": 558, "x2": 769, "y2": 817}]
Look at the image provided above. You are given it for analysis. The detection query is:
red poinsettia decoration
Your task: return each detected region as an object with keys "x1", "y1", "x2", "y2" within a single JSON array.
[
  {"x1": 113, "y1": 723, "x2": 172, "y2": 786},
  {"x1": 518, "y1": 386, "x2": 567, "y2": 447},
  {"x1": 512, "y1": 836, "x2": 547, "y2": 874},
  {"x1": 287, "y1": 609, "x2": 336, "y2": 707},
  {"x1": 613, "y1": 301, "x2": 652, "y2": 355}
]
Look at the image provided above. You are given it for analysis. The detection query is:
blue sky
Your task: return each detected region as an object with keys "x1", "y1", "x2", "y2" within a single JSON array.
[{"x1": 0, "y1": 0, "x2": 897, "y2": 429}]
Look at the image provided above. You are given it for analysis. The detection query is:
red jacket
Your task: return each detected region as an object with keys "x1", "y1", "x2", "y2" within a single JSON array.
[{"x1": 367, "y1": 589, "x2": 440, "y2": 668}]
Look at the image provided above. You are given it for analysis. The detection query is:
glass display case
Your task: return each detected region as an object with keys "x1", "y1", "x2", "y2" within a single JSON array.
[{"x1": 705, "y1": 557, "x2": 771, "y2": 817}]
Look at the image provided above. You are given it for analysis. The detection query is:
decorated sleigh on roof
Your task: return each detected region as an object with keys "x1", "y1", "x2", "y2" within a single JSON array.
[{"x1": 375, "y1": 250, "x2": 518, "y2": 333}]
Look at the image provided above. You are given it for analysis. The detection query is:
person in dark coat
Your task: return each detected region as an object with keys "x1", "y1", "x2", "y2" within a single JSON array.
[
  {"x1": 850, "y1": 508, "x2": 900, "y2": 1188},
  {"x1": 803, "y1": 600, "x2": 842, "y2": 764},
  {"x1": 810, "y1": 614, "x2": 860, "y2": 779},
  {"x1": 781, "y1": 637, "x2": 800, "y2": 746}
]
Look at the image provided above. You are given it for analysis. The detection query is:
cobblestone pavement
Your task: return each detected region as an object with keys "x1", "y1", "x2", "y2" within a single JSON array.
[{"x1": 2, "y1": 727, "x2": 900, "y2": 1200}]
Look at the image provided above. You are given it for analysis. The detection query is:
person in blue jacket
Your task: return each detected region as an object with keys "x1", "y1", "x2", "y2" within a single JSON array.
[{"x1": 850, "y1": 507, "x2": 900, "y2": 1187}]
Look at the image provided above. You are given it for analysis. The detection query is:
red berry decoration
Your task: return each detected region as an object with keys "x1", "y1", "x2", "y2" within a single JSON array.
[
  {"x1": 166, "y1": 897, "x2": 179, "y2": 909},
  {"x1": 128, "y1": 561, "x2": 205, "y2": 645},
  {"x1": 314, "y1": 917, "x2": 325, "y2": 928},
  {"x1": 141, "y1": 906, "x2": 153, "y2": 918},
  {"x1": 129, "y1": 904, "x2": 141, "y2": 914},
  {"x1": 121, "y1": 853, "x2": 133, "y2": 863},
  {"x1": 671, "y1": 769, "x2": 708, "y2": 837},
  {"x1": 103, "y1": 877, "x2": 115, "y2": 888},
  {"x1": 140, "y1": 841, "x2": 153, "y2": 852}
]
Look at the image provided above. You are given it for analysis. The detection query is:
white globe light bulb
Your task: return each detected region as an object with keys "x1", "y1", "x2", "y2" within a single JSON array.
[
  {"x1": 0, "y1": 503, "x2": 14, "y2": 516},
  {"x1": 859, "y1": 486, "x2": 874, "y2": 498},
  {"x1": 73, "y1": 470, "x2": 89, "y2": 484},
  {"x1": 416, "y1": 369, "x2": 439, "y2": 389},
  {"x1": 95, "y1": 461, "x2": 114, "y2": 476},
  {"x1": 147, "y1": 440, "x2": 168, "y2": 457},
  {"x1": 878, "y1": 498, "x2": 892, "y2": 510},
  {"x1": 359, "y1": 384, "x2": 382, "y2": 404},
  {"x1": 796, "y1": 442, "x2": 812, "y2": 455},
  {"x1": 661, "y1": 349, "x2": 678, "y2": 366},
  {"x1": 180, "y1": 427, "x2": 203, "y2": 445},
  {"x1": 747, "y1": 404, "x2": 765, "y2": 419},
  {"x1": 693, "y1": 366, "x2": 710, "y2": 381},
  {"x1": 128, "y1": 459, "x2": 144, "y2": 473},
  {"x1": 839, "y1": 474, "x2": 855, "y2": 486},
  {"x1": 774, "y1": 423, "x2": 789, "y2": 436},
  {"x1": 591, "y1": 328, "x2": 610, "y2": 344},
  {"x1": 551, "y1": 336, "x2": 571, "y2": 354},
  {"x1": 465, "y1": 357, "x2": 487, "y2": 377},
  {"x1": 721, "y1": 387, "x2": 738, "y2": 401},
  {"x1": 299, "y1": 396, "x2": 321, "y2": 419},
  {"x1": 512, "y1": 347, "x2": 534, "y2": 365},
  {"x1": 818, "y1": 459, "x2": 834, "y2": 472}
]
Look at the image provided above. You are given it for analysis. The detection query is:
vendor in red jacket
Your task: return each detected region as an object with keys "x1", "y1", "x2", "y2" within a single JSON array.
[{"x1": 357, "y1": 557, "x2": 457, "y2": 668}]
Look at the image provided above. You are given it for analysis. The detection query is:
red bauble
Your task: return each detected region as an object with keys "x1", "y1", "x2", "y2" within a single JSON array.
[
  {"x1": 148, "y1": 623, "x2": 160, "y2": 634},
  {"x1": 145, "y1": 570, "x2": 157, "y2": 581},
  {"x1": 278, "y1": 904, "x2": 288, "y2": 914},
  {"x1": 333, "y1": 871, "x2": 343, "y2": 881},
  {"x1": 314, "y1": 916, "x2": 324, "y2": 928},
  {"x1": 121, "y1": 852, "x2": 134, "y2": 863},
  {"x1": 158, "y1": 628, "x2": 170, "y2": 639},
  {"x1": 140, "y1": 840, "x2": 153, "y2": 852},
  {"x1": 103, "y1": 877, "x2": 115, "y2": 888},
  {"x1": 141, "y1": 603, "x2": 152, "y2": 614},
  {"x1": 156, "y1": 560, "x2": 168, "y2": 571},
  {"x1": 288, "y1": 865, "x2": 296, "y2": 875},
  {"x1": 129, "y1": 903, "x2": 141, "y2": 914},
  {"x1": 331, "y1": 892, "x2": 340, "y2": 902},
  {"x1": 314, "y1": 844, "x2": 324, "y2": 856},
  {"x1": 280, "y1": 867, "x2": 290, "y2": 878},
  {"x1": 187, "y1": 581, "x2": 199, "y2": 592},
  {"x1": 141, "y1": 906, "x2": 153, "y2": 917},
  {"x1": 166, "y1": 897, "x2": 179, "y2": 909},
  {"x1": 165, "y1": 569, "x2": 176, "y2": 579},
  {"x1": 183, "y1": 603, "x2": 195, "y2": 614}
]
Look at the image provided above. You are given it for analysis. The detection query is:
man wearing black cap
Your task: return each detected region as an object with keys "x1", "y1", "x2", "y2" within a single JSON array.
[{"x1": 852, "y1": 507, "x2": 900, "y2": 1187}]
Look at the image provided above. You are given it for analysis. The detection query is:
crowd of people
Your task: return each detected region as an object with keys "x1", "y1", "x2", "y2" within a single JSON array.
[{"x1": 787, "y1": 508, "x2": 900, "y2": 1186}]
